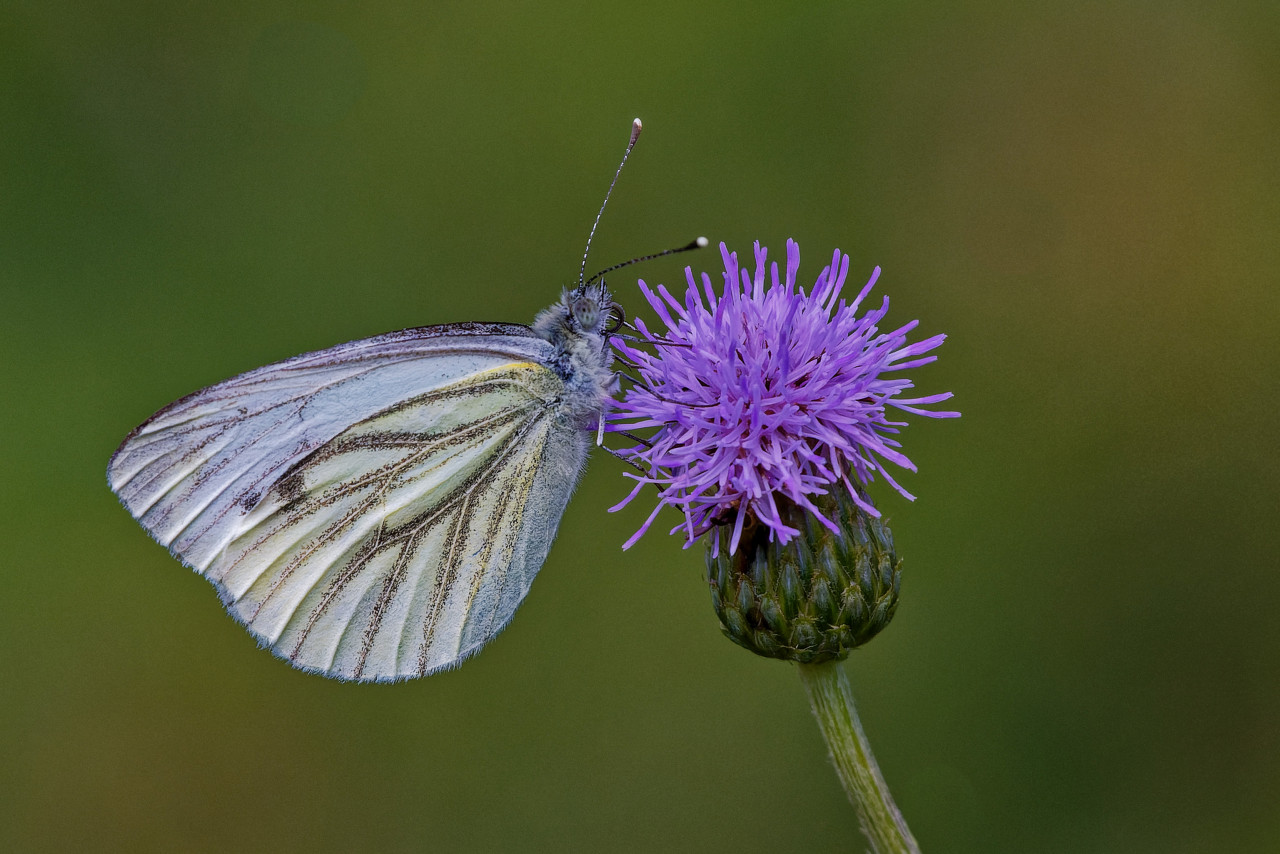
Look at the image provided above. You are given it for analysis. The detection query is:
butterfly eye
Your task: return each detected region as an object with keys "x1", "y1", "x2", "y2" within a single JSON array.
[
  {"x1": 571, "y1": 296, "x2": 600, "y2": 330},
  {"x1": 603, "y1": 303, "x2": 626, "y2": 335}
]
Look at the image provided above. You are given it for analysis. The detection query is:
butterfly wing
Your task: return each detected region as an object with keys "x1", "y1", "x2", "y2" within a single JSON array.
[{"x1": 109, "y1": 323, "x2": 593, "y2": 681}]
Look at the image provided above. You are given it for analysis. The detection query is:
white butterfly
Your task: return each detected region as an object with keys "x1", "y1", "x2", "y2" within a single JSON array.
[{"x1": 108, "y1": 119, "x2": 703, "y2": 682}]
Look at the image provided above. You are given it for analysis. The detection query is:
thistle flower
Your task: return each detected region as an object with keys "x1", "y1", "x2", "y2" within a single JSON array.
[
  {"x1": 610, "y1": 239, "x2": 951, "y2": 853},
  {"x1": 609, "y1": 240, "x2": 957, "y2": 555}
]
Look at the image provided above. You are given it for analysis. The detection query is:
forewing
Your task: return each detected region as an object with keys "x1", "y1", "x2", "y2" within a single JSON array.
[
  {"x1": 110, "y1": 323, "x2": 545, "y2": 567},
  {"x1": 110, "y1": 324, "x2": 589, "y2": 680}
]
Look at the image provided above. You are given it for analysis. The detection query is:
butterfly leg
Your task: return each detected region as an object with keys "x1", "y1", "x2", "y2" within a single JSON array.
[
  {"x1": 599, "y1": 443, "x2": 647, "y2": 475},
  {"x1": 615, "y1": 429, "x2": 653, "y2": 449}
]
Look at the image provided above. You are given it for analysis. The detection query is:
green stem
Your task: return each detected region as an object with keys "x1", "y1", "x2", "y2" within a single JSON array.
[{"x1": 797, "y1": 659, "x2": 920, "y2": 854}]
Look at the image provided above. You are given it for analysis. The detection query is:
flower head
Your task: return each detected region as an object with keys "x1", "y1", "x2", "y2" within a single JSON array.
[{"x1": 609, "y1": 240, "x2": 958, "y2": 553}]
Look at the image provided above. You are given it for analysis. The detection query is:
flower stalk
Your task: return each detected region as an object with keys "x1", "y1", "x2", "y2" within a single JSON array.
[{"x1": 798, "y1": 660, "x2": 921, "y2": 854}]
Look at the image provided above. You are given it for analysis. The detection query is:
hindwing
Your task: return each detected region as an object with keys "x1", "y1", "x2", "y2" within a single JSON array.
[{"x1": 109, "y1": 325, "x2": 591, "y2": 680}]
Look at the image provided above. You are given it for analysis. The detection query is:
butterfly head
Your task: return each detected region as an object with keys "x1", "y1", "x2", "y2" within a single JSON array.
[
  {"x1": 568, "y1": 281, "x2": 624, "y2": 336},
  {"x1": 532, "y1": 281, "x2": 623, "y2": 349},
  {"x1": 534, "y1": 281, "x2": 620, "y2": 340}
]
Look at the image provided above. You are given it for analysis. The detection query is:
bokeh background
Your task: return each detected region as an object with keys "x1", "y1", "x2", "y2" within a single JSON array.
[{"x1": 4, "y1": 2, "x2": 1278, "y2": 852}]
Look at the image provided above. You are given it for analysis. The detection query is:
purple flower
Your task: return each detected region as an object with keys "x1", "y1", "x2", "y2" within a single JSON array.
[{"x1": 608, "y1": 240, "x2": 958, "y2": 554}]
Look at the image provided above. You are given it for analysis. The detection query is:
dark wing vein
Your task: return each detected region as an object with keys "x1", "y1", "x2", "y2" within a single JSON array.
[
  {"x1": 227, "y1": 383, "x2": 555, "y2": 675},
  {"x1": 235, "y1": 406, "x2": 534, "y2": 620}
]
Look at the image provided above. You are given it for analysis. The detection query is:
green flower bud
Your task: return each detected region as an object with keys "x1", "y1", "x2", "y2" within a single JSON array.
[{"x1": 705, "y1": 488, "x2": 901, "y2": 663}]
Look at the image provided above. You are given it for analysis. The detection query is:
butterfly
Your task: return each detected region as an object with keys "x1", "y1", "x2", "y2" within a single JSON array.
[{"x1": 108, "y1": 119, "x2": 704, "y2": 682}]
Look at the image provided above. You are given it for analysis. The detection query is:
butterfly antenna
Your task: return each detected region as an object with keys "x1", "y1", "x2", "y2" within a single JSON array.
[
  {"x1": 579, "y1": 118, "x2": 643, "y2": 291},
  {"x1": 585, "y1": 236, "x2": 709, "y2": 286}
]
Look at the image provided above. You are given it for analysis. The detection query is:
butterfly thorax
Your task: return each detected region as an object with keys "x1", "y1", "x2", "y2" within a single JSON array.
[{"x1": 531, "y1": 284, "x2": 616, "y2": 429}]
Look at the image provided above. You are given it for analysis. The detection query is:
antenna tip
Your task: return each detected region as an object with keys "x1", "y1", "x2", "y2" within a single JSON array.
[
  {"x1": 695, "y1": 236, "x2": 709, "y2": 248},
  {"x1": 630, "y1": 118, "x2": 643, "y2": 144}
]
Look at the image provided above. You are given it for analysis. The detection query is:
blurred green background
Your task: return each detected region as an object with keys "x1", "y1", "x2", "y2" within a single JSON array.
[{"x1": 4, "y1": 2, "x2": 1278, "y2": 852}]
